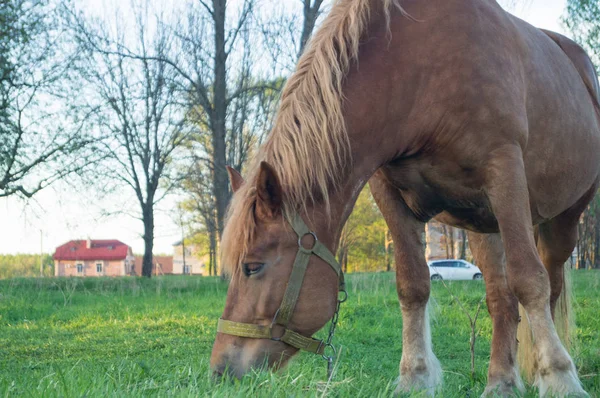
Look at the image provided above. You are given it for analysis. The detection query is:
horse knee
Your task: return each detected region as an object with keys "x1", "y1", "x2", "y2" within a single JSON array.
[
  {"x1": 397, "y1": 281, "x2": 430, "y2": 310},
  {"x1": 486, "y1": 291, "x2": 518, "y2": 319},
  {"x1": 509, "y1": 263, "x2": 551, "y2": 309}
]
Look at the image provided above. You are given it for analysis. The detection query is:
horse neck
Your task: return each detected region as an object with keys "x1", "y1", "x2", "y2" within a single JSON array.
[
  {"x1": 295, "y1": 9, "x2": 406, "y2": 253},
  {"x1": 301, "y1": 132, "x2": 384, "y2": 255}
]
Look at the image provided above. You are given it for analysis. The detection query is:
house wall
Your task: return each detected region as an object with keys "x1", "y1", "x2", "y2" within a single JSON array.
[
  {"x1": 425, "y1": 221, "x2": 447, "y2": 261},
  {"x1": 54, "y1": 259, "x2": 125, "y2": 277},
  {"x1": 125, "y1": 252, "x2": 135, "y2": 275},
  {"x1": 104, "y1": 260, "x2": 125, "y2": 276},
  {"x1": 173, "y1": 244, "x2": 206, "y2": 275}
]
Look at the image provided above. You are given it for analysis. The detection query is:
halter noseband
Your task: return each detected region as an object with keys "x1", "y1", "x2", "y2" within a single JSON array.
[{"x1": 217, "y1": 212, "x2": 346, "y2": 369}]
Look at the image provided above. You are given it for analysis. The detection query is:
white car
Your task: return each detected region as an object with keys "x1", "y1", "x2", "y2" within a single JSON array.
[{"x1": 428, "y1": 259, "x2": 483, "y2": 281}]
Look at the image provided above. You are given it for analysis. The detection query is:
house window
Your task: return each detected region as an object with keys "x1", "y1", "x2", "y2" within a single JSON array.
[
  {"x1": 96, "y1": 263, "x2": 103, "y2": 273},
  {"x1": 184, "y1": 265, "x2": 190, "y2": 275},
  {"x1": 77, "y1": 263, "x2": 83, "y2": 274}
]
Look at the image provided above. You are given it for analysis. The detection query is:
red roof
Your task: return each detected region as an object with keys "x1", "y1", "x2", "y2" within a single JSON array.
[{"x1": 53, "y1": 240, "x2": 131, "y2": 261}]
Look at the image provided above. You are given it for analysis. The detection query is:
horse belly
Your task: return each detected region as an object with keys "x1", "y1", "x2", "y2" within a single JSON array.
[{"x1": 381, "y1": 159, "x2": 501, "y2": 233}]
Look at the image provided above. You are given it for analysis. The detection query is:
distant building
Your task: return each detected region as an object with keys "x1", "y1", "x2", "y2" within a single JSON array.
[
  {"x1": 425, "y1": 221, "x2": 472, "y2": 261},
  {"x1": 133, "y1": 256, "x2": 174, "y2": 276},
  {"x1": 426, "y1": 221, "x2": 448, "y2": 261},
  {"x1": 173, "y1": 241, "x2": 206, "y2": 275},
  {"x1": 53, "y1": 239, "x2": 134, "y2": 277}
]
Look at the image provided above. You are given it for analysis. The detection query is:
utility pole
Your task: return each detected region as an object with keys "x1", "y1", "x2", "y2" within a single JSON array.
[
  {"x1": 181, "y1": 227, "x2": 187, "y2": 275},
  {"x1": 39, "y1": 229, "x2": 43, "y2": 277},
  {"x1": 178, "y1": 206, "x2": 187, "y2": 274}
]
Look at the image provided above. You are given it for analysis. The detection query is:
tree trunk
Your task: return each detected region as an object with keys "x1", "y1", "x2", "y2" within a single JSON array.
[
  {"x1": 142, "y1": 205, "x2": 155, "y2": 277},
  {"x1": 182, "y1": 237, "x2": 187, "y2": 274},
  {"x1": 442, "y1": 225, "x2": 450, "y2": 258},
  {"x1": 385, "y1": 249, "x2": 391, "y2": 272},
  {"x1": 211, "y1": 0, "x2": 230, "y2": 238},
  {"x1": 592, "y1": 216, "x2": 600, "y2": 268},
  {"x1": 578, "y1": 221, "x2": 585, "y2": 269},
  {"x1": 449, "y1": 227, "x2": 455, "y2": 258},
  {"x1": 385, "y1": 229, "x2": 392, "y2": 272},
  {"x1": 209, "y1": 227, "x2": 218, "y2": 276},
  {"x1": 459, "y1": 229, "x2": 467, "y2": 259},
  {"x1": 576, "y1": 224, "x2": 582, "y2": 269},
  {"x1": 298, "y1": 0, "x2": 322, "y2": 58}
]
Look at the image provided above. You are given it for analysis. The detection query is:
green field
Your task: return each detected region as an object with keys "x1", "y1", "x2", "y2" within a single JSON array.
[{"x1": 1, "y1": 272, "x2": 598, "y2": 397}]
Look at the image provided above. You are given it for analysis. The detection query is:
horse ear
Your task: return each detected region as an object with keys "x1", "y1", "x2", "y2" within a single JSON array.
[
  {"x1": 255, "y1": 161, "x2": 283, "y2": 219},
  {"x1": 226, "y1": 166, "x2": 244, "y2": 193}
]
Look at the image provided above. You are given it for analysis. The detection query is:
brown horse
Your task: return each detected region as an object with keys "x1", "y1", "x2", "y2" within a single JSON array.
[{"x1": 210, "y1": 0, "x2": 600, "y2": 396}]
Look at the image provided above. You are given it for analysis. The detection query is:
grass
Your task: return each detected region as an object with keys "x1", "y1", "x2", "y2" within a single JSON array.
[{"x1": 0, "y1": 271, "x2": 598, "y2": 397}]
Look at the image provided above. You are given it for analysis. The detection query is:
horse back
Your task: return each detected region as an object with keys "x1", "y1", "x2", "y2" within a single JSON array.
[
  {"x1": 540, "y1": 29, "x2": 600, "y2": 110},
  {"x1": 360, "y1": 0, "x2": 600, "y2": 229}
]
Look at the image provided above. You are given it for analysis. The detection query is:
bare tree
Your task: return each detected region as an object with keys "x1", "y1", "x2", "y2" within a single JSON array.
[
  {"x1": 298, "y1": 0, "x2": 326, "y2": 58},
  {"x1": 173, "y1": 0, "x2": 323, "y2": 274},
  {"x1": 0, "y1": 0, "x2": 95, "y2": 198},
  {"x1": 69, "y1": 3, "x2": 190, "y2": 277},
  {"x1": 259, "y1": 0, "x2": 328, "y2": 73},
  {"x1": 163, "y1": 0, "x2": 258, "y2": 239}
]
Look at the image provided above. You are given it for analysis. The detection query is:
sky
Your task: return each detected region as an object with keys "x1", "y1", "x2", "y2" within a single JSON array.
[{"x1": 0, "y1": 0, "x2": 570, "y2": 256}]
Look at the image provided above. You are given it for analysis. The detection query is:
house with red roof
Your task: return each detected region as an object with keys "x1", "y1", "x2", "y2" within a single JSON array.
[{"x1": 53, "y1": 239, "x2": 134, "y2": 277}]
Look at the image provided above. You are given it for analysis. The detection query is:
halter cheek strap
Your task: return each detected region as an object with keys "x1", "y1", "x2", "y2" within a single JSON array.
[{"x1": 216, "y1": 212, "x2": 345, "y2": 356}]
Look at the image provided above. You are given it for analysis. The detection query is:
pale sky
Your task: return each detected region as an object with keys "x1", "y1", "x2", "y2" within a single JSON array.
[{"x1": 0, "y1": 0, "x2": 570, "y2": 256}]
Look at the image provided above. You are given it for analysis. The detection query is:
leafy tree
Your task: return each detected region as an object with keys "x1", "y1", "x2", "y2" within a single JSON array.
[
  {"x1": 564, "y1": 0, "x2": 600, "y2": 72},
  {"x1": 66, "y1": 3, "x2": 191, "y2": 277},
  {"x1": 176, "y1": 0, "x2": 326, "y2": 274},
  {"x1": 563, "y1": 0, "x2": 600, "y2": 269},
  {"x1": 0, "y1": 254, "x2": 53, "y2": 279},
  {"x1": 338, "y1": 186, "x2": 390, "y2": 273}
]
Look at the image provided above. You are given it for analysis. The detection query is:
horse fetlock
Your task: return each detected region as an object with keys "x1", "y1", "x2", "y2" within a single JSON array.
[{"x1": 396, "y1": 352, "x2": 442, "y2": 396}]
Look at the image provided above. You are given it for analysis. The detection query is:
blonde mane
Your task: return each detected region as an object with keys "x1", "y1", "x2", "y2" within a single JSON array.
[{"x1": 221, "y1": 0, "x2": 402, "y2": 274}]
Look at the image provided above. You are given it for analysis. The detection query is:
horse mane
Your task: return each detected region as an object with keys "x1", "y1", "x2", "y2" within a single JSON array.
[{"x1": 221, "y1": 0, "x2": 403, "y2": 275}]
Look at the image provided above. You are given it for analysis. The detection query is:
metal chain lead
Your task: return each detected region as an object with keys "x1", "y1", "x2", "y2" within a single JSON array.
[{"x1": 322, "y1": 287, "x2": 348, "y2": 378}]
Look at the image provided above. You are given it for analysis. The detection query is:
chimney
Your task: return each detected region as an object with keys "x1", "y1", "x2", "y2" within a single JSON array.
[{"x1": 86, "y1": 238, "x2": 92, "y2": 249}]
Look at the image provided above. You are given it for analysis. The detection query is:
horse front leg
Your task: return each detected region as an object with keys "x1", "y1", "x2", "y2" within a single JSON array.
[
  {"x1": 485, "y1": 145, "x2": 587, "y2": 397},
  {"x1": 370, "y1": 172, "x2": 442, "y2": 396}
]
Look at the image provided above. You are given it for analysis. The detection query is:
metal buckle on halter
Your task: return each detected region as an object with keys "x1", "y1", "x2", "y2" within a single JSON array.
[{"x1": 298, "y1": 231, "x2": 318, "y2": 252}]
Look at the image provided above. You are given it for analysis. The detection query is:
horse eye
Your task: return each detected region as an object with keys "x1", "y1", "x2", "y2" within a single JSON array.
[{"x1": 242, "y1": 263, "x2": 264, "y2": 277}]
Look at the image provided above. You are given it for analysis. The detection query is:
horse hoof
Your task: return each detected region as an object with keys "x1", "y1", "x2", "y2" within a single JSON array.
[
  {"x1": 535, "y1": 366, "x2": 588, "y2": 397},
  {"x1": 481, "y1": 380, "x2": 525, "y2": 397}
]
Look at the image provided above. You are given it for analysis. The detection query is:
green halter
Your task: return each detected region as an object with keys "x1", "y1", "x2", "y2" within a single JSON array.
[{"x1": 217, "y1": 212, "x2": 346, "y2": 364}]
